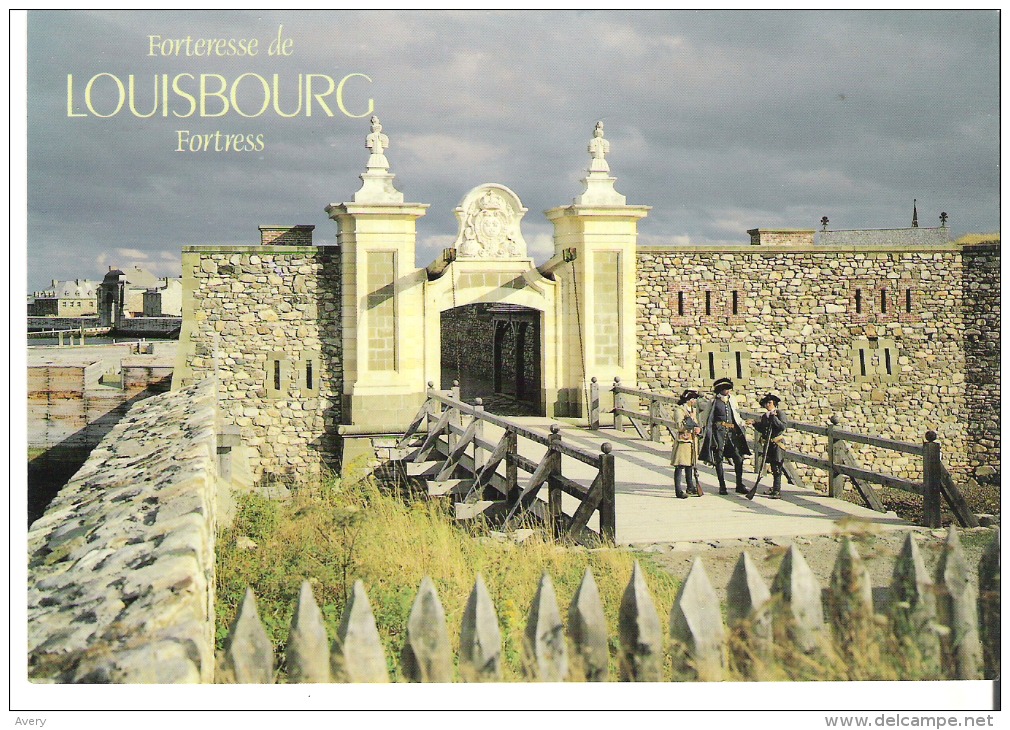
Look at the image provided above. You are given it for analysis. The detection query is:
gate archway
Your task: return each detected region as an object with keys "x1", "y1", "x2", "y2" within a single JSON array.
[
  {"x1": 423, "y1": 185, "x2": 558, "y2": 416},
  {"x1": 439, "y1": 302, "x2": 543, "y2": 416}
]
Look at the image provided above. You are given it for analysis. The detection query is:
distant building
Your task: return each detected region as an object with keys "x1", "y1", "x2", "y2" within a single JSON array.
[
  {"x1": 28, "y1": 279, "x2": 100, "y2": 317},
  {"x1": 98, "y1": 266, "x2": 182, "y2": 327}
]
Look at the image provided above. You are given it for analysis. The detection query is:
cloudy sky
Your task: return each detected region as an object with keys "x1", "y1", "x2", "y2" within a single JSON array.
[{"x1": 24, "y1": 10, "x2": 999, "y2": 292}]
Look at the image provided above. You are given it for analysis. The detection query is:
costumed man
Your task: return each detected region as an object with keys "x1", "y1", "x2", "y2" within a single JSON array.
[
  {"x1": 751, "y1": 393, "x2": 788, "y2": 498},
  {"x1": 670, "y1": 389, "x2": 702, "y2": 499},
  {"x1": 701, "y1": 378, "x2": 752, "y2": 495}
]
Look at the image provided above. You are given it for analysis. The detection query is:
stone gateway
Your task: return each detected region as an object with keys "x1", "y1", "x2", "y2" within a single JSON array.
[{"x1": 172, "y1": 120, "x2": 999, "y2": 493}]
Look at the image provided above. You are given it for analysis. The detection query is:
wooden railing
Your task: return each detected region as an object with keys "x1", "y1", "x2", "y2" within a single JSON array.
[
  {"x1": 597, "y1": 379, "x2": 979, "y2": 529},
  {"x1": 217, "y1": 527, "x2": 999, "y2": 683},
  {"x1": 393, "y1": 382, "x2": 616, "y2": 542}
]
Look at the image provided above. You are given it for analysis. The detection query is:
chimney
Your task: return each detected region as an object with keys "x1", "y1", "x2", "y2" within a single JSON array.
[{"x1": 259, "y1": 225, "x2": 316, "y2": 247}]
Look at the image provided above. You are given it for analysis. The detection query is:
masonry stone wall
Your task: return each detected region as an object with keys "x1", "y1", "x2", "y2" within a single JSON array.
[
  {"x1": 440, "y1": 304, "x2": 495, "y2": 384},
  {"x1": 635, "y1": 246, "x2": 973, "y2": 484},
  {"x1": 961, "y1": 242, "x2": 1000, "y2": 487},
  {"x1": 27, "y1": 378, "x2": 223, "y2": 683},
  {"x1": 175, "y1": 246, "x2": 341, "y2": 482},
  {"x1": 440, "y1": 303, "x2": 539, "y2": 400}
]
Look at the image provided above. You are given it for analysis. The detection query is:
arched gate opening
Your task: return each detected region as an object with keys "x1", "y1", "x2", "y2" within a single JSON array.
[{"x1": 439, "y1": 302, "x2": 542, "y2": 416}]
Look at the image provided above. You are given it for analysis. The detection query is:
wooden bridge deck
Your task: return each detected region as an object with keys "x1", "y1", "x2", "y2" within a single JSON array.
[{"x1": 479, "y1": 418, "x2": 909, "y2": 545}]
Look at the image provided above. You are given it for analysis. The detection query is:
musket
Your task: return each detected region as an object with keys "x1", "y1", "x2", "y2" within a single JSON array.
[
  {"x1": 746, "y1": 419, "x2": 773, "y2": 500},
  {"x1": 692, "y1": 411, "x2": 704, "y2": 497}
]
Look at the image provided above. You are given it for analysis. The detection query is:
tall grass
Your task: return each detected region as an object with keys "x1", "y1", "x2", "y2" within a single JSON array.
[
  {"x1": 215, "y1": 473, "x2": 682, "y2": 681},
  {"x1": 216, "y1": 472, "x2": 977, "y2": 682}
]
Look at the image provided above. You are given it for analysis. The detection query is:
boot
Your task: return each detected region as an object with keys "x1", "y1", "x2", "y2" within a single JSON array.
[
  {"x1": 685, "y1": 467, "x2": 698, "y2": 497},
  {"x1": 674, "y1": 468, "x2": 687, "y2": 499},
  {"x1": 764, "y1": 466, "x2": 782, "y2": 498},
  {"x1": 715, "y1": 460, "x2": 729, "y2": 495},
  {"x1": 734, "y1": 462, "x2": 748, "y2": 494}
]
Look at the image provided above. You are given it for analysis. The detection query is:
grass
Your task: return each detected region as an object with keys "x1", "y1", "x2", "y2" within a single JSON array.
[
  {"x1": 216, "y1": 469, "x2": 994, "y2": 682},
  {"x1": 215, "y1": 471, "x2": 682, "y2": 681}
]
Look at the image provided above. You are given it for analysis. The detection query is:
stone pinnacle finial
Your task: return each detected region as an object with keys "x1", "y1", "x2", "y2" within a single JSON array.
[
  {"x1": 353, "y1": 115, "x2": 404, "y2": 204},
  {"x1": 588, "y1": 121, "x2": 610, "y2": 173},
  {"x1": 574, "y1": 120, "x2": 625, "y2": 206},
  {"x1": 912, "y1": 199, "x2": 918, "y2": 228},
  {"x1": 365, "y1": 115, "x2": 390, "y2": 172}
]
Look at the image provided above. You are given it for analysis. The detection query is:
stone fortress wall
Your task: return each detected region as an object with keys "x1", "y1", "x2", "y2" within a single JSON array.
[
  {"x1": 440, "y1": 303, "x2": 496, "y2": 386},
  {"x1": 440, "y1": 303, "x2": 540, "y2": 401},
  {"x1": 172, "y1": 238, "x2": 342, "y2": 481},
  {"x1": 959, "y1": 242, "x2": 1001, "y2": 487},
  {"x1": 27, "y1": 378, "x2": 242, "y2": 682},
  {"x1": 634, "y1": 236, "x2": 997, "y2": 487},
  {"x1": 167, "y1": 119, "x2": 998, "y2": 491}
]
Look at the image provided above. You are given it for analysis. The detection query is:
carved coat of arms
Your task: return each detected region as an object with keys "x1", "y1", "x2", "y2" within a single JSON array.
[{"x1": 454, "y1": 184, "x2": 528, "y2": 259}]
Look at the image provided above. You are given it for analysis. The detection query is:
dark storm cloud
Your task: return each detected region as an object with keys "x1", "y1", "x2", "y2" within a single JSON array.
[{"x1": 26, "y1": 10, "x2": 999, "y2": 290}]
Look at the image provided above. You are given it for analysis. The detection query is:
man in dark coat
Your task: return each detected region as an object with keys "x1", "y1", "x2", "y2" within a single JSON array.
[
  {"x1": 701, "y1": 378, "x2": 751, "y2": 495},
  {"x1": 752, "y1": 393, "x2": 788, "y2": 498}
]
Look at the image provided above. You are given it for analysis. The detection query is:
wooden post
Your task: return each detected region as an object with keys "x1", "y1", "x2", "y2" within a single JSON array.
[
  {"x1": 613, "y1": 377, "x2": 624, "y2": 432},
  {"x1": 459, "y1": 574, "x2": 502, "y2": 682},
  {"x1": 589, "y1": 377, "x2": 600, "y2": 430},
  {"x1": 505, "y1": 430, "x2": 519, "y2": 511},
  {"x1": 286, "y1": 581, "x2": 331, "y2": 683},
  {"x1": 333, "y1": 580, "x2": 389, "y2": 682},
  {"x1": 922, "y1": 431, "x2": 942, "y2": 529},
  {"x1": 826, "y1": 416, "x2": 844, "y2": 498},
  {"x1": 598, "y1": 443, "x2": 616, "y2": 543},
  {"x1": 447, "y1": 380, "x2": 461, "y2": 452},
  {"x1": 567, "y1": 568, "x2": 609, "y2": 681},
  {"x1": 618, "y1": 562, "x2": 663, "y2": 681},
  {"x1": 472, "y1": 399, "x2": 485, "y2": 475},
  {"x1": 425, "y1": 381, "x2": 437, "y2": 432},
  {"x1": 401, "y1": 577, "x2": 453, "y2": 682},
  {"x1": 648, "y1": 397, "x2": 662, "y2": 443},
  {"x1": 523, "y1": 573, "x2": 568, "y2": 681},
  {"x1": 58, "y1": 331, "x2": 63, "y2": 347},
  {"x1": 547, "y1": 425, "x2": 563, "y2": 538}
]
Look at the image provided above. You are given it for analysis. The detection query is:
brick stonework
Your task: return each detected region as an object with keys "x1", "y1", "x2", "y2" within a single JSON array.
[{"x1": 258, "y1": 225, "x2": 315, "y2": 247}]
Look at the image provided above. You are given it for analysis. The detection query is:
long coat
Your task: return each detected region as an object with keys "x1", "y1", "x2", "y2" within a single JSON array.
[
  {"x1": 670, "y1": 403, "x2": 700, "y2": 467},
  {"x1": 753, "y1": 409, "x2": 789, "y2": 466},
  {"x1": 700, "y1": 394, "x2": 752, "y2": 465}
]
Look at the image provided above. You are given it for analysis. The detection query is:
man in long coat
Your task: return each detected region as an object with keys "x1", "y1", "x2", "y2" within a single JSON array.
[
  {"x1": 751, "y1": 393, "x2": 788, "y2": 498},
  {"x1": 701, "y1": 378, "x2": 752, "y2": 495}
]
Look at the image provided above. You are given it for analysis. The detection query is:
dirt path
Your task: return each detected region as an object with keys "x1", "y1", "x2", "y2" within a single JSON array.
[{"x1": 637, "y1": 524, "x2": 998, "y2": 608}]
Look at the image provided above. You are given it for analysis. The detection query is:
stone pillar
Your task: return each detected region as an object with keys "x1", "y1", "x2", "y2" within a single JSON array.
[
  {"x1": 325, "y1": 116, "x2": 429, "y2": 428},
  {"x1": 545, "y1": 122, "x2": 649, "y2": 417}
]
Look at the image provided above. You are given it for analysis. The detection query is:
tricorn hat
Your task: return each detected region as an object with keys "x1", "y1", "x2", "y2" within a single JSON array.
[
  {"x1": 713, "y1": 378, "x2": 734, "y2": 393},
  {"x1": 678, "y1": 388, "x2": 701, "y2": 405},
  {"x1": 760, "y1": 393, "x2": 781, "y2": 406}
]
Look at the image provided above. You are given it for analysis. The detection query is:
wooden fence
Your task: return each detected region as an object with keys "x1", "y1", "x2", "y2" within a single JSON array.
[
  {"x1": 391, "y1": 383, "x2": 616, "y2": 541},
  {"x1": 217, "y1": 527, "x2": 999, "y2": 683},
  {"x1": 596, "y1": 378, "x2": 978, "y2": 529}
]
